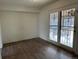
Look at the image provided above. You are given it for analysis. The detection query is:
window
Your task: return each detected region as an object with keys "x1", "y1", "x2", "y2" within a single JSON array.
[
  {"x1": 49, "y1": 8, "x2": 76, "y2": 48},
  {"x1": 49, "y1": 12, "x2": 58, "y2": 42},
  {"x1": 60, "y1": 8, "x2": 75, "y2": 47}
]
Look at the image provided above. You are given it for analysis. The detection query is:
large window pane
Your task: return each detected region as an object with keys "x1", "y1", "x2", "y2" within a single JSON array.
[
  {"x1": 60, "y1": 8, "x2": 75, "y2": 47},
  {"x1": 49, "y1": 27, "x2": 58, "y2": 42},
  {"x1": 61, "y1": 16, "x2": 74, "y2": 27},
  {"x1": 49, "y1": 12, "x2": 58, "y2": 42},
  {"x1": 50, "y1": 12, "x2": 58, "y2": 25},
  {"x1": 60, "y1": 30, "x2": 74, "y2": 47}
]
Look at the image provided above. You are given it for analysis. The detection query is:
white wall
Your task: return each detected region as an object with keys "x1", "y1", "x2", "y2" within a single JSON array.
[
  {"x1": 0, "y1": 22, "x2": 2, "y2": 48},
  {"x1": 0, "y1": 11, "x2": 39, "y2": 43},
  {"x1": 39, "y1": 0, "x2": 77, "y2": 54},
  {"x1": 0, "y1": 17, "x2": 2, "y2": 59},
  {"x1": 0, "y1": 5, "x2": 40, "y2": 13}
]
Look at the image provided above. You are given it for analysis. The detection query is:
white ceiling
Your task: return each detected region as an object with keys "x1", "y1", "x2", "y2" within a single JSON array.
[
  {"x1": 0, "y1": 0, "x2": 57, "y2": 9},
  {"x1": 0, "y1": 0, "x2": 77, "y2": 12}
]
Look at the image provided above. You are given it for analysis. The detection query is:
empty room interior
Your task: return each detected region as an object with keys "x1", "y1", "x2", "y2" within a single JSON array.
[{"x1": 0, "y1": 0, "x2": 78, "y2": 59}]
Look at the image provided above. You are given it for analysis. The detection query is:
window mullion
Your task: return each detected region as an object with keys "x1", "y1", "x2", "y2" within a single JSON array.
[{"x1": 57, "y1": 11, "x2": 62, "y2": 43}]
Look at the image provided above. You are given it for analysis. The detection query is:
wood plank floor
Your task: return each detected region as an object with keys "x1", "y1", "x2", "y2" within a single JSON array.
[{"x1": 2, "y1": 38, "x2": 78, "y2": 59}]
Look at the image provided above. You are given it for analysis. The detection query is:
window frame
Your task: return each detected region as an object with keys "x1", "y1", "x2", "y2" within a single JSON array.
[{"x1": 49, "y1": 8, "x2": 77, "y2": 49}]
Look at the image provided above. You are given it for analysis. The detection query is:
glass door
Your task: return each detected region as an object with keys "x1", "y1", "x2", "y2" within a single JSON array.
[
  {"x1": 60, "y1": 8, "x2": 75, "y2": 47},
  {"x1": 49, "y1": 12, "x2": 58, "y2": 42}
]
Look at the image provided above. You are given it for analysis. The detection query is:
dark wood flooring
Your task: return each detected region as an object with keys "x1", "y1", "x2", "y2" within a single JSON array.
[{"x1": 2, "y1": 38, "x2": 78, "y2": 59}]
